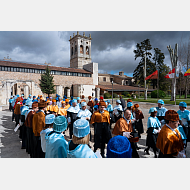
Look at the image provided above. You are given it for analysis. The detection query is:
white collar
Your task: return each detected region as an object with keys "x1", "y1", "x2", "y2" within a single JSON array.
[{"x1": 123, "y1": 116, "x2": 130, "y2": 124}]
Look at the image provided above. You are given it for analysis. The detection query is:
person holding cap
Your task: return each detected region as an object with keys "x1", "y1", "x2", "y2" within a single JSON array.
[
  {"x1": 156, "y1": 99, "x2": 168, "y2": 127},
  {"x1": 45, "y1": 116, "x2": 68, "y2": 158},
  {"x1": 67, "y1": 99, "x2": 80, "y2": 139},
  {"x1": 107, "y1": 135, "x2": 132, "y2": 158},
  {"x1": 67, "y1": 119, "x2": 97, "y2": 158},
  {"x1": 144, "y1": 107, "x2": 161, "y2": 157},
  {"x1": 113, "y1": 99, "x2": 123, "y2": 123},
  {"x1": 32, "y1": 100, "x2": 47, "y2": 158},
  {"x1": 156, "y1": 110, "x2": 185, "y2": 158},
  {"x1": 40, "y1": 114, "x2": 55, "y2": 153},
  {"x1": 112, "y1": 109, "x2": 139, "y2": 158},
  {"x1": 90, "y1": 101, "x2": 112, "y2": 157}
]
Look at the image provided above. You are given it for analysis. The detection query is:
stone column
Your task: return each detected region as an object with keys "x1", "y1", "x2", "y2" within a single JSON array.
[
  {"x1": 6, "y1": 82, "x2": 11, "y2": 105},
  {"x1": 67, "y1": 88, "x2": 70, "y2": 98},
  {"x1": 56, "y1": 85, "x2": 63, "y2": 97},
  {"x1": 96, "y1": 88, "x2": 100, "y2": 99},
  {"x1": 24, "y1": 85, "x2": 29, "y2": 99}
]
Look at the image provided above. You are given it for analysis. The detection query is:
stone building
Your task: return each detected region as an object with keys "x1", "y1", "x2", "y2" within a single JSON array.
[
  {"x1": 0, "y1": 32, "x2": 99, "y2": 105},
  {"x1": 97, "y1": 71, "x2": 154, "y2": 96}
]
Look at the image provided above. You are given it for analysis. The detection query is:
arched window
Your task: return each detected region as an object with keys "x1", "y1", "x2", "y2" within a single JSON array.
[
  {"x1": 80, "y1": 45, "x2": 83, "y2": 54},
  {"x1": 86, "y1": 46, "x2": 89, "y2": 55},
  {"x1": 75, "y1": 45, "x2": 77, "y2": 54},
  {"x1": 71, "y1": 47, "x2": 73, "y2": 56}
]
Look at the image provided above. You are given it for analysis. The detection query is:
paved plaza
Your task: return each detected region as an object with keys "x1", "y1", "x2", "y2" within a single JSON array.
[{"x1": 0, "y1": 101, "x2": 190, "y2": 158}]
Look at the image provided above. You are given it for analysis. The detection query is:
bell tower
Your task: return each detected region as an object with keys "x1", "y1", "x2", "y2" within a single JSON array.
[{"x1": 69, "y1": 31, "x2": 92, "y2": 69}]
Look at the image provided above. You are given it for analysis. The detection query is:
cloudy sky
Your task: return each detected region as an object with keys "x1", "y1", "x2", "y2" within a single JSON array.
[
  {"x1": 1, "y1": 1, "x2": 189, "y2": 77},
  {"x1": 0, "y1": 31, "x2": 190, "y2": 77}
]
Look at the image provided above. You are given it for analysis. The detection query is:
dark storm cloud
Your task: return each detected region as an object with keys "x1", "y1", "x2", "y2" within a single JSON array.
[{"x1": 1, "y1": 31, "x2": 190, "y2": 75}]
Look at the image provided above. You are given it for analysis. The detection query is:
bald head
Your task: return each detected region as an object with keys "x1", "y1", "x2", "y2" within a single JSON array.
[{"x1": 124, "y1": 109, "x2": 131, "y2": 120}]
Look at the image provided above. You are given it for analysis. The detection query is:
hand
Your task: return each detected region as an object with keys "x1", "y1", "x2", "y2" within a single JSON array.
[
  {"x1": 68, "y1": 122, "x2": 71, "y2": 125},
  {"x1": 86, "y1": 117, "x2": 90, "y2": 120}
]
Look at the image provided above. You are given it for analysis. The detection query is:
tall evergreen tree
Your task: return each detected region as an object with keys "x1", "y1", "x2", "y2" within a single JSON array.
[
  {"x1": 39, "y1": 66, "x2": 55, "y2": 96},
  {"x1": 133, "y1": 39, "x2": 156, "y2": 86}
]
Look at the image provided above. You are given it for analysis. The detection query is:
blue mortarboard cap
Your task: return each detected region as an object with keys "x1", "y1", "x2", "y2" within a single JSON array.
[
  {"x1": 95, "y1": 98, "x2": 98, "y2": 101},
  {"x1": 127, "y1": 102, "x2": 133, "y2": 107},
  {"x1": 16, "y1": 94, "x2": 19, "y2": 97},
  {"x1": 63, "y1": 98, "x2": 65, "y2": 101},
  {"x1": 29, "y1": 94, "x2": 31, "y2": 96},
  {"x1": 45, "y1": 114, "x2": 55, "y2": 124},
  {"x1": 179, "y1": 102, "x2": 187, "y2": 108},
  {"x1": 149, "y1": 107, "x2": 157, "y2": 113},
  {"x1": 73, "y1": 119, "x2": 90, "y2": 138},
  {"x1": 107, "y1": 135, "x2": 132, "y2": 158},
  {"x1": 107, "y1": 100, "x2": 110, "y2": 103},
  {"x1": 116, "y1": 99, "x2": 121, "y2": 104},
  {"x1": 77, "y1": 97, "x2": 80, "y2": 100},
  {"x1": 72, "y1": 99, "x2": 77, "y2": 103},
  {"x1": 81, "y1": 102, "x2": 87, "y2": 107},
  {"x1": 64, "y1": 95, "x2": 67, "y2": 99},
  {"x1": 53, "y1": 116, "x2": 67, "y2": 132},
  {"x1": 158, "y1": 99, "x2": 164, "y2": 105},
  {"x1": 33, "y1": 96, "x2": 36, "y2": 98}
]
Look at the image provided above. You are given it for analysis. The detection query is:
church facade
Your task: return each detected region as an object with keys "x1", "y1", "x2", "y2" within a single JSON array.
[{"x1": 0, "y1": 32, "x2": 99, "y2": 105}]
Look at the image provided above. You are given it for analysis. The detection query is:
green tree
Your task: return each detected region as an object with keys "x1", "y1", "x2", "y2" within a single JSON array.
[
  {"x1": 133, "y1": 39, "x2": 156, "y2": 86},
  {"x1": 39, "y1": 66, "x2": 56, "y2": 96}
]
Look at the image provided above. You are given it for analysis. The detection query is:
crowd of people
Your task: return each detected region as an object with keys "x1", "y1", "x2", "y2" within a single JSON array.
[{"x1": 8, "y1": 93, "x2": 190, "y2": 158}]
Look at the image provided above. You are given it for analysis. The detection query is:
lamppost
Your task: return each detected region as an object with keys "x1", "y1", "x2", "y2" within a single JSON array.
[
  {"x1": 112, "y1": 80, "x2": 113, "y2": 104},
  {"x1": 138, "y1": 84, "x2": 140, "y2": 99},
  {"x1": 144, "y1": 53, "x2": 147, "y2": 100}
]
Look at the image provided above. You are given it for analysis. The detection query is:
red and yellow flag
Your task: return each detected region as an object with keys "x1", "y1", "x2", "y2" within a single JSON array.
[{"x1": 184, "y1": 68, "x2": 190, "y2": 76}]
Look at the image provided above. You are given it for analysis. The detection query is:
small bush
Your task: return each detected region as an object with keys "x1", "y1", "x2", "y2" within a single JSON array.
[
  {"x1": 126, "y1": 94, "x2": 131, "y2": 97},
  {"x1": 104, "y1": 93, "x2": 111, "y2": 99},
  {"x1": 140, "y1": 92, "x2": 144, "y2": 97},
  {"x1": 122, "y1": 91, "x2": 129, "y2": 97},
  {"x1": 151, "y1": 90, "x2": 166, "y2": 98},
  {"x1": 113, "y1": 93, "x2": 118, "y2": 98}
]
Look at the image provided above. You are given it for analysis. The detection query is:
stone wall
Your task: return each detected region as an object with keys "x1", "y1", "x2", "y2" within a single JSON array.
[{"x1": 0, "y1": 71, "x2": 93, "y2": 88}]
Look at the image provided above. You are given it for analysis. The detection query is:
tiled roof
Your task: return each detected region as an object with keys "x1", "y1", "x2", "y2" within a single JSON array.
[
  {"x1": 0, "y1": 60, "x2": 92, "y2": 74},
  {"x1": 96, "y1": 84, "x2": 154, "y2": 92}
]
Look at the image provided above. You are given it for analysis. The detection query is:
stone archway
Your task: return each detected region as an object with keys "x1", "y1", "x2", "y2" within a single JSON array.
[
  {"x1": 11, "y1": 82, "x2": 30, "y2": 98},
  {"x1": 0, "y1": 79, "x2": 44, "y2": 105},
  {"x1": 64, "y1": 87, "x2": 70, "y2": 98}
]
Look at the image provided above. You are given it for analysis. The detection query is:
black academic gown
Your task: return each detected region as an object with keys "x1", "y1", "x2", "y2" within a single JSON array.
[{"x1": 67, "y1": 111, "x2": 78, "y2": 139}]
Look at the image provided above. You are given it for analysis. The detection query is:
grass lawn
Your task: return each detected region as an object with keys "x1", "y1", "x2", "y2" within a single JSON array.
[{"x1": 126, "y1": 98, "x2": 190, "y2": 105}]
